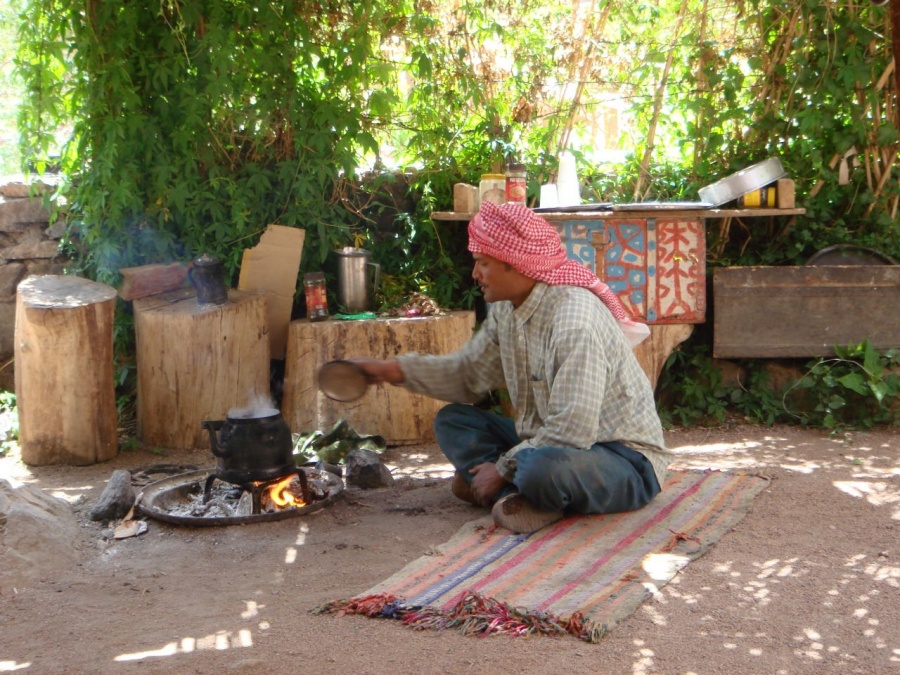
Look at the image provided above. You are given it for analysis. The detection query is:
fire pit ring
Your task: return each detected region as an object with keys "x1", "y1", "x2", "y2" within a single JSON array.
[{"x1": 137, "y1": 468, "x2": 344, "y2": 527}]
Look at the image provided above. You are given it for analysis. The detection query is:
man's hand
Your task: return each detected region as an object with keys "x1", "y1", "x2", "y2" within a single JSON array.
[
  {"x1": 469, "y1": 462, "x2": 508, "y2": 507},
  {"x1": 349, "y1": 358, "x2": 405, "y2": 385}
]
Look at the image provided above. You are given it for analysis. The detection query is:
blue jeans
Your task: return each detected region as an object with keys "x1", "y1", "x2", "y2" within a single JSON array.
[{"x1": 434, "y1": 403, "x2": 661, "y2": 514}]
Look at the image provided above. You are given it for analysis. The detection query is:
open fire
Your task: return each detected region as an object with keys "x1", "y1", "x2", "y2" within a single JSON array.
[
  {"x1": 138, "y1": 466, "x2": 343, "y2": 525},
  {"x1": 137, "y1": 404, "x2": 344, "y2": 526},
  {"x1": 265, "y1": 473, "x2": 308, "y2": 509}
]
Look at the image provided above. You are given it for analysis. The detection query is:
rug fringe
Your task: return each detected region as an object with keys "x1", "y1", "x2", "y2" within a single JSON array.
[{"x1": 312, "y1": 590, "x2": 607, "y2": 643}]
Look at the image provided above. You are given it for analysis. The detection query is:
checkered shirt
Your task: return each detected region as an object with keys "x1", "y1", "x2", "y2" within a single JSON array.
[{"x1": 396, "y1": 283, "x2": 672, "y2": 487}]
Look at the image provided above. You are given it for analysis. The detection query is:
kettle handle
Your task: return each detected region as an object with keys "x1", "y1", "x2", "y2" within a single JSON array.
[
  {"x1": 201, "y1": 420, "x2": 229, "y2": 458},
  {"x1": 368, "y1": 261, "x2": 381, "y2": 294}
]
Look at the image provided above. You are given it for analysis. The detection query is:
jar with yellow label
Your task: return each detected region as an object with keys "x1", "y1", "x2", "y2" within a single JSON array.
[
  {"x1": 738, "y1": 186, "x2": 777, "y2": 208},
  {"x1": 479, "y1": 173, "x2": 506, "y2": 208}
]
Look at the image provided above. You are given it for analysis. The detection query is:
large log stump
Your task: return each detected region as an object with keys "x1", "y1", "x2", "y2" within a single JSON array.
[
  {"x1": 633, "y1": 324, "x2": 694, "y2": 391},
  {"x1": 15, "y1": 275, "x2": 118, "y2": 465},
  {"x1": 134, "y1": 289, "x2": 270, "y2": 450},
  {"x1": 282, "y1": 312, "x2": 476, "y2": 445}
]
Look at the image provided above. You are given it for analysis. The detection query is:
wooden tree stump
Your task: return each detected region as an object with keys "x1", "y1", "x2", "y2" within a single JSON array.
[
  {"x1": 633, "y1": 324, "x2": 694, "y2": 390},
  {"x1": 134, "y1": 289, "x2": 270, "y2": 450},
  {"x1": 15, "y1": 275, "x2": 118, "y2": 466},
  {"x1": 282, "y1": 312, "x2": 476, "y2": 445}
]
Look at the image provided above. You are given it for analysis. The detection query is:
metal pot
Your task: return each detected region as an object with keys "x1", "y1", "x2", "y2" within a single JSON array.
[
  {"x1": 201, "y1": 408, "x2": 295, "y2": 483},
  {"x1": 189, "y1": 253, "x2": 229, "y2": 306}
]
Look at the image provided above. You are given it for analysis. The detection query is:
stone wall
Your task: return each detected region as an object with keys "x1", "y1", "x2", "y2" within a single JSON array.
[{"x1": 0, "y1": 176, "x2": 68, "y2": 392}]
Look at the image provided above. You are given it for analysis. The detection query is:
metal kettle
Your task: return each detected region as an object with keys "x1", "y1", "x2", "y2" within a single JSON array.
[{"x1": 201, "y1": 408, "x2": 295, "y2": 483}]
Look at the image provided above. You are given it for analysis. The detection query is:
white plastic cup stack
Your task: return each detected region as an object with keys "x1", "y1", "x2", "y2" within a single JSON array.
[
  {"x1": 540, "y1": 184, "x2": 559, "y2": 209},
  {"x1": 556, "y1": 151, "x2": 581, "y2": 207}
]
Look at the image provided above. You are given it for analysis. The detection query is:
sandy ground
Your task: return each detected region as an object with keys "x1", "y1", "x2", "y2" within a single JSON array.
[{"x1": 0, "y1": 423, "x2": 897, "y2": 675}]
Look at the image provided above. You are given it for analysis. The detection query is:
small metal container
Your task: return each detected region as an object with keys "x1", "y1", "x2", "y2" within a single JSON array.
[{"x1": 188, "y1": 253, "x2": 229, "y2": 305}]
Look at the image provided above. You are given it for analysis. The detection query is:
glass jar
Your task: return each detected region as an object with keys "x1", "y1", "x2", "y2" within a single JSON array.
[
  {"x1": 505, "y1": 163, "x2": 527, "y2": 206},
  {"x1": 479, "y1": 173, "x2": 506, "y2": 208},
  {"x1": 303, "y1": 271, "x2": 329, "y2": 322}
]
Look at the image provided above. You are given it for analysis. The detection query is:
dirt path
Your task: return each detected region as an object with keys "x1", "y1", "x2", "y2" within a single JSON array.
[{"x1": 1, "y1": 424, "x2": 897, "y2": 674}]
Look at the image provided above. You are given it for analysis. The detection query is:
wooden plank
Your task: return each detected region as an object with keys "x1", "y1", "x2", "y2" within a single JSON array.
[
  {"x1": 431, "y1": 208, "x2": 806, "y2": 222},
  {"x1": 118, "y1": 262, "x2": 189, "y2": 300},
  {"x1": 713, "y1": 266, "x2": 900, "y2": 358}
]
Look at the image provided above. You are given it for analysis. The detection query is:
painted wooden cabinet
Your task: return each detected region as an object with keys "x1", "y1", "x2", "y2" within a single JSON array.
[
  {"x1": 433, "y1": 207, "x2": 806, "y2": 327},
  {"x1": 552, "y1": 215, "x2": 706, "y2": 324}
]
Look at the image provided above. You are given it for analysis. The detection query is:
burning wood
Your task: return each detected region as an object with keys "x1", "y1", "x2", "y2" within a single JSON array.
[
  {"x1": 160, "y1": 469, "x2": 335, "y2": 520},
  {"x1": 262, "y1": 474, "x2": 308, "y2": 510}
]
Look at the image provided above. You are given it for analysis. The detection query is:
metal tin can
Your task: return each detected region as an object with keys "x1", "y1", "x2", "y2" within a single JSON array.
[
  {"x1": 505, "y1": 163, "x2": 527, "y2": 206},
  {"x1": 738, "y1": 186, "x2": 777, "y2": 208}
]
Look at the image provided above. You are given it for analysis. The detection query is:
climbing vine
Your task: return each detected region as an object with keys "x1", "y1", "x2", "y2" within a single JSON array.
[
  {"x1": 13, "y1": 1, "x2": 900, "y2": 428},
  {"x1": 16, "y1": 0, "x2": 414, "y2": 285},
  {"x1": 16, "y1": 1, "x2": 900, "y2": 284}
]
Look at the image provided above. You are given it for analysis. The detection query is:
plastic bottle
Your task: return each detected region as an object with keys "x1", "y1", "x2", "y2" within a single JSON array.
[
  {"x1": 303, "y1": 272, "x2": 329, "y2": 322},
  {"x1": 505, "y1": 163, "x2": 527, "y2": 206}
]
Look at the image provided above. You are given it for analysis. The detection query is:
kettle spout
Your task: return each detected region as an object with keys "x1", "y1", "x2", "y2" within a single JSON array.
[{"x1": 201, "y1": 420, "x2": 228, "y2": 457}]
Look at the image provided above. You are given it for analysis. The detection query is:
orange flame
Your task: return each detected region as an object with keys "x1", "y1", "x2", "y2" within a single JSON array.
[{"x1": 265, "y1": 475, "x2": 306, "y2": 508}]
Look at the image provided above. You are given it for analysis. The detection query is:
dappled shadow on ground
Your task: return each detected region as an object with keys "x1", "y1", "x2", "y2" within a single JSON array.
[{"x1": 0, "y1": 424, "x2": 897, "y2": 674}]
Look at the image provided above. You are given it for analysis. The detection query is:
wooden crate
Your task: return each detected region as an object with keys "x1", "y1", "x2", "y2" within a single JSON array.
[{"x1": 713, "y1": 266, "x2": 900, "y2": 358}]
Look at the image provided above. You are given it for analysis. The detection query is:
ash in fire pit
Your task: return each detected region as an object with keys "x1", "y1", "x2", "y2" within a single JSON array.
[{"x1": 137, "y1": 467, "x2": 343, "y2": 527}]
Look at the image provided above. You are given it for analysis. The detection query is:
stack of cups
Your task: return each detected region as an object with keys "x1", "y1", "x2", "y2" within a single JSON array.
[
  {"x1": 556, "y1": 151, "x2": 581, "y2": 207},
  {"x1": 540, "y1": 184, "x2": 559, "y2": 209}
]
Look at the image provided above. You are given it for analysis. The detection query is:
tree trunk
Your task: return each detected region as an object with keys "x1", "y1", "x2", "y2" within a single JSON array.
[
  {"x1": 134, "y1": 288, "x2": 270, "y2": 450},
  {"x1": 632, "y1": 324, "x2": 694, "y2": 391},
  {"x1": 15, "y1": 275, "x2": 118, "y2": 466},
  {"x1": 282, "y1": 312, "x2": 476, "y2": 445}
]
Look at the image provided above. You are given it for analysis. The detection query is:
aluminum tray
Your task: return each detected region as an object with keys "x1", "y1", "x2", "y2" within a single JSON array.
[{"x1": 698, "y1": 157, "x2": 786, "y2": 207}]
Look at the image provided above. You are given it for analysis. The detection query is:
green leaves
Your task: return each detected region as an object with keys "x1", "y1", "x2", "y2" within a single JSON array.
[{"x1": 658, "y1": 338, "x2": 899, "y2": 431}]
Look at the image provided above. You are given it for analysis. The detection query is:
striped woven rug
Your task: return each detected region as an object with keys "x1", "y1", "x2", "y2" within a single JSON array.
[{"x1": 315, "y1": 469, "x2": 770, "y2": 642}]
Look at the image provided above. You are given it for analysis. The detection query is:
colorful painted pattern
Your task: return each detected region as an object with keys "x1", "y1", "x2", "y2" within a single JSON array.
[{"x1": 554, "y1": 217, "x2": 705, "y2": 324}]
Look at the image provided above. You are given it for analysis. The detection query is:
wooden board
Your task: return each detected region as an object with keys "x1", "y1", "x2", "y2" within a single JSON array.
[
  {"x1": 713, "y1": 266, "x2": 900, "y2": 358},
  {"x1": 134, "y1": 288, "x2": 270, "y2": 450},
  {"x1": 282, "y1": 312, "x2": 476, "y2": 445},
  {"x1": 118, "y1": 262, "x2": 189, "y2": 300},
  {"x1": 15, "y1": 275, "x2": 118, "y2": 465}
]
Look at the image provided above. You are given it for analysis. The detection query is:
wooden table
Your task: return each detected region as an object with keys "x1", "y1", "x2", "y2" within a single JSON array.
[{"x1": 433, "y1": 207, "x2": 805, "y2": 386}]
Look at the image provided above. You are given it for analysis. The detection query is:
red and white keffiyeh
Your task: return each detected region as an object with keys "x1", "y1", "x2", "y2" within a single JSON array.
[{"x1": 468, "y1": 201, "x2": 650, "y2": 347}]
